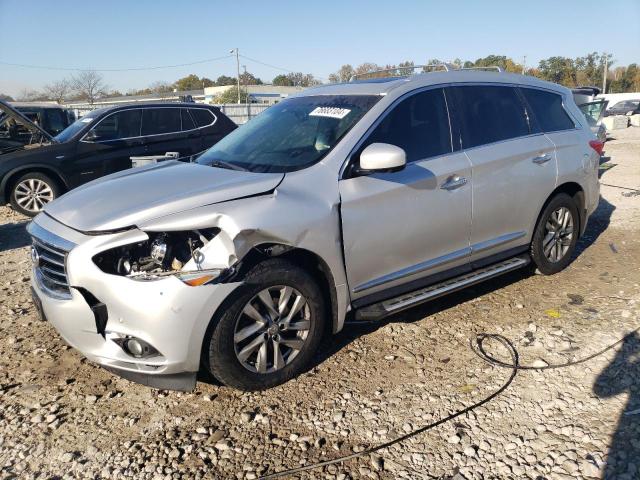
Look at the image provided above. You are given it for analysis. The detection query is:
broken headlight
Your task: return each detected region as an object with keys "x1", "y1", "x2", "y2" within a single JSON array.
[{"x1": 93, "y1": 228, "x2": 224, "y2": 286}]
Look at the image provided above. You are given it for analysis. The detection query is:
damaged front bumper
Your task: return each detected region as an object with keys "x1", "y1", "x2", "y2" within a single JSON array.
[{"x1": 28, "y1": 214, "x2": 241, "y2": 391}]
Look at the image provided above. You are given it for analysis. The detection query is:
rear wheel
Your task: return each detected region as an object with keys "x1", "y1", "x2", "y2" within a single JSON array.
[
  {"x1": 9, "y1": 172, "x2": 60, "y2": 217},
  {"x1": 203, "y1": 259, "x2": 326, "y2": 390},
  {"x1": 530, "y1": 193, "x2": 579, "y2": 275}
]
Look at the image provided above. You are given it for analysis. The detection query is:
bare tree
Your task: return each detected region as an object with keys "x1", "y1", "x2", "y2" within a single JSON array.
[
  {"x1": 43, "y1": 79, "x2": 71, "y2": 104},
  {"x1": 71, "y1": 70, "x2": 108, "y2": 105},
  {"x1": 149, "y1": 81, "x2": 173, "y2": 99},
  {"x1": 17, "y1": 88, "x2": 42, "y2": 102}
]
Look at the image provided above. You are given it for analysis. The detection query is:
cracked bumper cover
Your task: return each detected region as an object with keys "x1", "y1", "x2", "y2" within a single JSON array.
[{"x1": 29, "y1": 214, "x2": 241, "y2": 391}]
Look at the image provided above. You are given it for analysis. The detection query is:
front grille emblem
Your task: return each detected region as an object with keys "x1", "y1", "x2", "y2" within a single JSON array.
[{"x1": 30, "y1": 245, "x2": 40, "y2": 267}]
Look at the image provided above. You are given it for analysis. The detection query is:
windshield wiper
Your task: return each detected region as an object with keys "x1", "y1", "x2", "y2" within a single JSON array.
[{"x1": 208, "y1": 160, "x2": 247, "y2": 172}]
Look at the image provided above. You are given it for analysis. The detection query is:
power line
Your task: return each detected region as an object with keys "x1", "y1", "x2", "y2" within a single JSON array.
[
  {"x1": 238, "y1": 54, "x2": 295, "y2": 73},
  {"x1": 239, "y1": 54, "x2": 328, "y2": 81},
  {"x1": 0, "y1": 55, "x2": 233, "y2": 72},
  {"x1": 1, "y1": 51, "x2": 328, "y2": 82}
]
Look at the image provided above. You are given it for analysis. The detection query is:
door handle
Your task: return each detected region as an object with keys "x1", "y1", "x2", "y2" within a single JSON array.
[
  {"x1": 440, "y1": 175, "x2": 467, "y2": 190},
  {"x1": 532, "y1": 153, "x2": 552, "y2": 164}
]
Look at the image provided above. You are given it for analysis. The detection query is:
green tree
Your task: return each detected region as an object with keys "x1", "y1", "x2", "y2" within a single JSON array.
[
  {"x1": 273, "y1": 74, "x2": 293, "y2": 86},
  {"x1": 0, "y1": 93, "x2": 14, "y2": 101},
  {"x1": 240, "y1": 71, "x2": 263, "y2": 85},
  {"x1": 574, "y1": 52, "x2": 613, "y2": 87},
  {"x1": 609, "y1": 64, "x2": 640, "y2": 93},
  {"x1": 470, "y1": 55, "x2": 522, "y2": 73},
  {"x1": 173, "y1": 74, "x2": 205, "y2": 91},
  {"x1": 212, "y1": 85, "x2": 249, "y2": 104},
  {"x1": 538, "y1": 56, "x2": 577, "y2": 86},
  {"x1": 215, "y1": 75, "x2": 236, "y2": 86},
  {"x1": 201, "y1": 77, "x2": 215, "y2": 88}
]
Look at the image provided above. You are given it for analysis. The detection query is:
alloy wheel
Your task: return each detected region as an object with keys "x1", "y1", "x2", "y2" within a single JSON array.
[
  {"x1": 233, "y1": 286, "x2": 311, "y2": 374},
  {"x1": 542, "y1": 206, "x2": 574, "y2": 263},
  {"x1": 14, "y1": 179, "x2": 54, "y2": 213}
]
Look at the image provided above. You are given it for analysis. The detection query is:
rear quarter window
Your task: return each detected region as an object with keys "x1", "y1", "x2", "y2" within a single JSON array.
[
  {"x1": 520, "y1": 88, "x2": 576, "y2": 133},
  {"x1": 451, "y1": 85, "x2": 530, "y2": 149},
  {"x1": 189, "y1": 108, "x2": 216, "y2": 128}
]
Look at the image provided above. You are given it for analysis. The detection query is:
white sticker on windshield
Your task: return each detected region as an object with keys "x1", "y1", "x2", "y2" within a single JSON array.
[
  {"x1": 80, "y1": 117, "x2": 94, "y2": 123},
  {"x1": 309, "y1": 106, "x2": 351, "y2": 119}
]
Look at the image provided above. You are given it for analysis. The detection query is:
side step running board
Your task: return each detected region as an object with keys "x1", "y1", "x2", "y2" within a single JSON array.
[{"x1": 354, "y1": 256, "x2": 530, "y2": 321}]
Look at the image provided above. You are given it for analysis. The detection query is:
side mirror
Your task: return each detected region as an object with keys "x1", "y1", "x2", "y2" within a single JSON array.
[
  {"x1": 358, "y1": 143, "x2": 406, "y2": 173},
  {"x1": 83, "y1": 129, "x2": 99, "y2": 142}
]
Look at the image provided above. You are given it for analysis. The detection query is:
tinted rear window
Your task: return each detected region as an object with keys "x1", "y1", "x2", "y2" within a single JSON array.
[
  {"x1": 520, "y1": 88, "x2": 575, "y2": 133},
  {"x1": 190, "y1": 108, "x2": 215, "y2": 127},
  {"x1": 141, "y1": 108, "x2": 181, "y2": 136},
  {"x1": 452, "y1": 86, "x2": 530, "y2": 149},
  {"x1": 181, "y1": 109, "x2": 196, "y2": 130}
]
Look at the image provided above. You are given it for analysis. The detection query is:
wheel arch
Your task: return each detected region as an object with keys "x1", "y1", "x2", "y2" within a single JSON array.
[
  {"x1": 535, "y1": 182, "x2": 586, "y2": 238},
  {"x1": 1, "y1": 165, "x2": 68, "y2": 204},
  {"x1": 227, "y1": 243, "x2": 339, "y2": 335}
]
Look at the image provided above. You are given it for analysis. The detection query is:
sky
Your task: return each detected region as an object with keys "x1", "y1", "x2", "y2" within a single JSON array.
[{"x1": 0, "y1": 0, "x2": 639, "y2": 98}]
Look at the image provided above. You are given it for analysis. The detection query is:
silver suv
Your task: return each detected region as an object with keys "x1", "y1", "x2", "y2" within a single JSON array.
[{"x1": 28, "y1": 67, "x2": 601, "y2": 391}]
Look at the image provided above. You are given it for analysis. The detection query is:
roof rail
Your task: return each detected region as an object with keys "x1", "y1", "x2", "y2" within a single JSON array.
[
  {"x1": 458, "y1": 66, "x2": 504, "y2": 72},
  {"x1": 349, "y1": 63, "x2": 454, "y2": 82}
]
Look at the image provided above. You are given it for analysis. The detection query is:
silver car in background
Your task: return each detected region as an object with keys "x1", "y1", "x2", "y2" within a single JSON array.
[{"x1": 28, "y1": 66, "x2": 601, "y2": 391}]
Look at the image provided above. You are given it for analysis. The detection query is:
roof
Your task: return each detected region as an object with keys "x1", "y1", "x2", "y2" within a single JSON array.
[
  {"x1": 10, "y1": 101, "x2": 70, "y2": 109},
  {"x1": 298, "y1": 70, "x2": 570, "y2": 97},
  {"x1": 65, "y1": 89, "x2": 206, "y2": 106},
  {"x1": 80, "y1": 102, "x2": 219, "y2": 117}
]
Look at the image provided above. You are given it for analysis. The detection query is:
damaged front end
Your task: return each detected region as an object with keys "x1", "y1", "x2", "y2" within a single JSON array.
[{"x1": 92, "y1": 228, "x2": 237, "y2": 286}]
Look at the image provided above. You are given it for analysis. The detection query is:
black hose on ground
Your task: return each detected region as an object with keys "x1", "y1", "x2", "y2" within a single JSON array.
[
  {"x1": 259, "y1": 328, "x2": 639, "y2": 479},
  {"x1": 260, "y1": 334, "x2": 519, "y2": 479}
]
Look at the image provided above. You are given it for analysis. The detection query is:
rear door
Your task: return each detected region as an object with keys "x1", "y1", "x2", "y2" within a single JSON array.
[
  {"x1": 340, "y1": 87, "x2": 473, "y2": 301},
  {"x1": 449, "y1": 85, "x2": 557, "y2": 265},
  {"x1": 140, "y1": 107, "x2": 194, "y2": 161},
  {"x1": 521, "y1": 87, "x2": 596, "y2": 217}
]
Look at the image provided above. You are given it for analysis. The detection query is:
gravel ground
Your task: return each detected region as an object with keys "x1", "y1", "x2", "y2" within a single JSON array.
[{"x1": 1, "y1": 128, "x2": 639, "y2": 480}]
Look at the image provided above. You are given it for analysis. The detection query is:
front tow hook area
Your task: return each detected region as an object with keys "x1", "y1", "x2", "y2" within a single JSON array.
[{"x1": 74, "y1": 287, "x2": 108, "y2": 337}]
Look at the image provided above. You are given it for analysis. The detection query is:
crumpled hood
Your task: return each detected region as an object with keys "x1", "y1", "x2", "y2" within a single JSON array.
[{"x1": 43, "y1": 161, "x2": 284, "y2": 232}]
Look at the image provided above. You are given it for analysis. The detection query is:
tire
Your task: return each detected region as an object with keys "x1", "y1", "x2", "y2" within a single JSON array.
[
  {"x1": 203, "y1": 259, "x2": 326, "y2": 390},
  {"x1": 530, "y1": 193, "x2": 580, "y2": 275},
  {"x1": 9, "y1": 172, "x2": 60, "y2": 217}
]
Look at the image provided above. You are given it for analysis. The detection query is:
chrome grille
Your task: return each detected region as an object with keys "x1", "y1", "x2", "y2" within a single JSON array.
[{"x1": 31, "y1": 237, "x2": 71, "y2": 299}]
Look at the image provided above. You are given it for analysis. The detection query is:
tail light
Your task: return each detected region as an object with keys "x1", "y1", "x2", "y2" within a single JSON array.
[{"x1": 589, "y1": 140, "x2": 604, "y2": 156}]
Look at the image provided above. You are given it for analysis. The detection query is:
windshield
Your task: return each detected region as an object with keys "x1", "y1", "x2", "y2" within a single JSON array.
[
  {"x1": 197, "y1": 95, "x2": 380, "y2": 173},
  {"x1": 54, "y1": 112, "x2": 98, "y2": 142}
]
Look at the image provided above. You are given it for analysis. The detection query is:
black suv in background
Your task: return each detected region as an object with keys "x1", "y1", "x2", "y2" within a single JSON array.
[
  {"x1": 0, "y1": 101, "x2": 236, "y2": 216},
  {"x1": 10, "y1": 102, "x2": 76, "y2": 136}
]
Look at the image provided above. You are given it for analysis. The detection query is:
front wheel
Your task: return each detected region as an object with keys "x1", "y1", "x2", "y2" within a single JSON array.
[
  {"x1": 530, "y1": 193, "x2": 579, "y2": 275},
  {"x1": 9, "y1": 172, "x2": 60, "y2": 217},
  {"x1": 203, "y1": 259, "x2": 326, "y2": 390}
]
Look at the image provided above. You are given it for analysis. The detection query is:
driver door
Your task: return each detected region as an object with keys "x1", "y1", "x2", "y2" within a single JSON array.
[
  {"x1": 70, "y1": 109, "x2": 145, "y2": 186},
  {"x1": 339, "y1": 88, "x2": 472, "y2": 302}
]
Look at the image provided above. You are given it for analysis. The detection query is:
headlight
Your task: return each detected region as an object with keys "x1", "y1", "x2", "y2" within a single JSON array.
[
  {"x1": 128, "y1": 267, "x2": 224, "y2": 286},
  {"x1": 93, "y1": 228, "x2": 224, "y2": 286}
]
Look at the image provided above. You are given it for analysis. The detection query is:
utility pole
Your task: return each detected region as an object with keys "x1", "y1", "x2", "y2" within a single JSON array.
[
  {"x1": 522, "y1": 55, "x2": 526, "y2": 75},
  {"x1": 230, "y1": 48, "x2": 241, "y2": 104},
  {"x1": 242, "y1": 65, "x2": 248, "y2": 103},
  {"x1": 602, "y1": 53, "x2": 608, "y2": 94}
]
